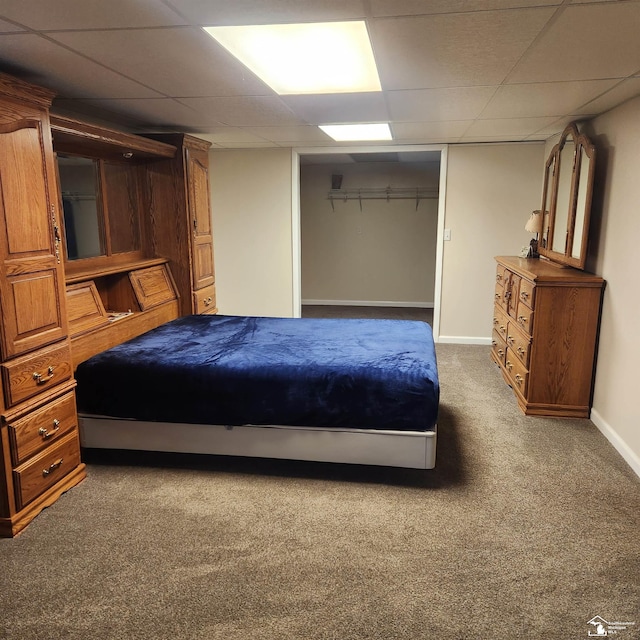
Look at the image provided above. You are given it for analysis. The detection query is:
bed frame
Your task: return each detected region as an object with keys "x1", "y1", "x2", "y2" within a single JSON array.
[{"x1": 79, "y1": 415, "x2": 437, "y2": 469}]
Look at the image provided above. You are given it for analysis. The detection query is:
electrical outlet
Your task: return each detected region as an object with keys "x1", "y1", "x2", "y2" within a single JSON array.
[{"x1": 444, "y1": 228, "x2": 451, "y2": 241}]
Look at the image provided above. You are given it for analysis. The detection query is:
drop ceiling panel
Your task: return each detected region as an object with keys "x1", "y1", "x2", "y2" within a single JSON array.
[
  {"x1": 199, "y1": 128, "x2": 283, "y2": 148},
  {"x1": 0, "y1": 34, "x2": 163, "y2": 99},
  {"x1": 55, "y1": 97, "x2": 212, "y2": 129},
  {"x1": 280, "y1": 93, "x2": 389, "y2": 125},
  {"x1": 370, "y1": 0, "x2": 561, "y2": 17},
  {"x1": 0, "y1": 19, "x2": 26, "y2": 32},
  {"x1": 371, "y1": 8, "x2": 556, "y2": 90},
  {"x1": 387, "y1": 87, "x2": 497, "y2": 122},
  {"x1": 464, "y1": 116, "x2": 559, "y2": 138},
  {"x1": 526, "y1": 117, "x2": 576, "y2": 140},
  {"x1": 481, "y1": 79, "x2": 619, "y2": 119},
  {"x1": 0, "y1": 0, "x2": 185, "y2": 30},
  {"x1": 164, "y1": 0, "x2": 366, "y2": 25},
  {"x1": 573, "y1": 78, "x2": 640, "y2": 116},
  {"x1": 48, "y1": 27, "x2": 271, "y2": 98},
  {"x1": 392, "y1": 121, "x2": 471, "y2": 142},
  {"x1": 238, "y1": 126, "x2": 332, "y2": 144},
  {"x1": 508, "y1": 3, "x2": 640, "y2": 83},
  {"x1": 177, "y1": 96, "x2": 306, "y2": 127}
]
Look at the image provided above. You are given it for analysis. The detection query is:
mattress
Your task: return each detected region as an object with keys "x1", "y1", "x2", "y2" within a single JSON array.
[{"x1": 75, "y1": 314, "x2": 439, "y2": 432}]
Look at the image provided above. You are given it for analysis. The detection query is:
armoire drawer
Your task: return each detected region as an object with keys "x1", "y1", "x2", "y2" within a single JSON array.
[
  {"x1": 13, "y1": 431, "x2": 81, "y2": 510},
  {"x1": 194, "y1": 285, "x2": 217, "y2": 315},
  {"x1": 7, "y1": 391, "x2": 78, "y2": 466},
  {"x1": 1, "y1": 342, "x2": 73, "y2": 408}
]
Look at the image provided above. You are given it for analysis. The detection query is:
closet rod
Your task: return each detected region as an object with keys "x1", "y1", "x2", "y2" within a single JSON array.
[{"x1": 327, "y1": 187, "x2": 438, "y2": 211}]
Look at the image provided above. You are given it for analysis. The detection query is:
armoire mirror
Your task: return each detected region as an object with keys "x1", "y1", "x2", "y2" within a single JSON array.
[
  {"x1": 538, "y1": 122, "x2": 596, "y2": 270},
  {"x1": 56, "y1": 153, "x2": 145, "y2": 269}
]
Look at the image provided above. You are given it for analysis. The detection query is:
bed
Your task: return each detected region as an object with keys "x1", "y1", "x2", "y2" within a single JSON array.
[{"x1": 75, "y1": 314, "x2": 439, "y2": 469}]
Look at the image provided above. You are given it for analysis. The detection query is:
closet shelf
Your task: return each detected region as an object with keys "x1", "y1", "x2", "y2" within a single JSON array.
[{"x1": 327, "y1": 187, "x2": 438, "y2": 211}]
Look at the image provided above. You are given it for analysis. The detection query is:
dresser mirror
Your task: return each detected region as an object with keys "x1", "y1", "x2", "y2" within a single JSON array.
[{"x1": 538, "y1": 122, "x2": 596, "y2": 270}]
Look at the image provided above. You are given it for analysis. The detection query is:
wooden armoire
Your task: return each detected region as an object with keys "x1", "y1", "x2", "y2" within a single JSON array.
[
  {"x1": 0, "y1": 72, "x2": 218, "y2": 536},
  {"x1": 0, "y1": 74, "x2": 86, "y2": 536}
]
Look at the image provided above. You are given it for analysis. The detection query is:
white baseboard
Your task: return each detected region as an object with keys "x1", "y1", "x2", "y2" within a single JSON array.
[
  {"x1": 590, "y1": 408, "x2": 640, "y2": 479},
  {"x1": 437, "y1": 336, "x2": 493, "y2": 345},
  {"x1": 302, "y1": 299, "x2": 434, "y2": 309}
]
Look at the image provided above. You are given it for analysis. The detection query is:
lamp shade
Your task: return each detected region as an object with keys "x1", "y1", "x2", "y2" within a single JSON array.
[{"x1": 525, "y1": 210, "x2": 542, "y2": 234}]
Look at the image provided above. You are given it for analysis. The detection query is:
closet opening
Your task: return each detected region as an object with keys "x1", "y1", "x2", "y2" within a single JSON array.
[{"x1": 293, "y1": 145, "x2": 447, "y2": 339}]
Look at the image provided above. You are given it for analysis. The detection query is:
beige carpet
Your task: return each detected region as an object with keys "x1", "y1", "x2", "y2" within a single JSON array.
[{"x1": 1, "y1": 342, "x2": 638, "y2": 640}]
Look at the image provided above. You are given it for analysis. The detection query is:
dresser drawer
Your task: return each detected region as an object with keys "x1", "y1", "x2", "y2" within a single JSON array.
[
  {"x1": 492, "y1": 305, "x2": 509, "y2": 341},
  {"x1": 505, "y1": 272, "x2": 521, "y2": 318},
  {"x1": 194, "y1": 285, "x2": 217, "y2": 315},
  {"x1": 7, "y1": 391, "x2": 78, "y2": 466},
  {"x1": 1, "y1": 342, "x2": 73, "y2": 408},
  {"x1": 495, "y1": 264, "x2": 507, "y2": 286},
  {"x1": 515, "y1": 301, "x2": 534, "y2": 336},
  {"x1": 507, "y1": 324, "x2": 531, "y2": 368},
  {"x1": 518, "y1": 278, "x2": 536, "y2": 310},
  {"x1": 505, "y1": 355, "x2": 529, "y2": 397},
  {"x1": 492, "y1": 330, "x2": 507, "y2": 366},
  {"x1": 13, "y1": 431, "x2": 81, "y2": 510}
]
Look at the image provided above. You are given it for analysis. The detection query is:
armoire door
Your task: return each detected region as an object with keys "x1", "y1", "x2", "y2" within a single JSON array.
[
  {"x1": 186, "y1": 145, "x2": 215, "y2": 291},
  {"x1": 0, "y1": 117, "x2": 68, "y2": 359}
]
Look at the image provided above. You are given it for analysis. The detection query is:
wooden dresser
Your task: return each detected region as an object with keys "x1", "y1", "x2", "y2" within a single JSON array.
[
  {"x1": 0, "y1": 74, "x2": 85, "y2": 536},
  {"x1": 491, "y1": 256, "x2": 604, "y2": 418}
]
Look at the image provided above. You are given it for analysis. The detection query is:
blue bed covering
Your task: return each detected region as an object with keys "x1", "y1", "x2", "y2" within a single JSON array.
[{"x1": 75, "y1": 315, "x2": 439, "y2": 432}]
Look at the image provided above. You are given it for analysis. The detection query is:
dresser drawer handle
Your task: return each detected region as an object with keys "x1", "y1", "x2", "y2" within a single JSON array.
[
  {"x1": 33, "y1": 366, "x2": 55, "y2": 385},
  {"x1": 520, "y1": 291, "x2": 529, "y2": 300},
  {"x1": 496, "y1": 274, "x2": 502, "y2": 282},
  {"x1": 507, "y1": 335, "x2": 514, "y2": 346},
  {"x1": 506, "y1": 360, "x2": 513, "y2": 371},
  {"x1": 42, "y1": 458, "x2": 63, "y2": 476},
  {"x1": 204, "y1": 296, "x2": 213, "y2": 306},
  {"x1": 518, "y1": 316, "x2": 527, "y2": 325},
  {"x1": 494, "y1": 293, "x2": 501, "y2": 301},
  {"x1": 514, "y1": 374, "x2": 524, "y2": 385},
  {"x1": 38, "y1": 419, "x2": 60, "y2": 440},
  {"x1": 517, "y1": 347, "x2": 525, "y2": 356}
]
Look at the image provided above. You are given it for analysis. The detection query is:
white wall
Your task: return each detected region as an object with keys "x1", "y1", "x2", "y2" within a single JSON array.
[
  {"x1": 585, "y1": 96, "x2": 640, "y2": 476},
  {"x1": 209, "y1": 147, "x2": 294, "y2": 317},
  {"x1": 438, "y1": 143, "x2": 545, "y2": 341},
  {"x1": 300, "y1": 161, "x2": 439, "y2": 306}
]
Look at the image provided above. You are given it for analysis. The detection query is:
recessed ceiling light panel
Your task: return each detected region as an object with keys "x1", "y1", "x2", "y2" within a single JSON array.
[
  {"x1": 319, "y1": 123, "x2": 392, "y2": 141},
  {"x1": 204, "y1": 21, "x2": 381, "y2": 95}
]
